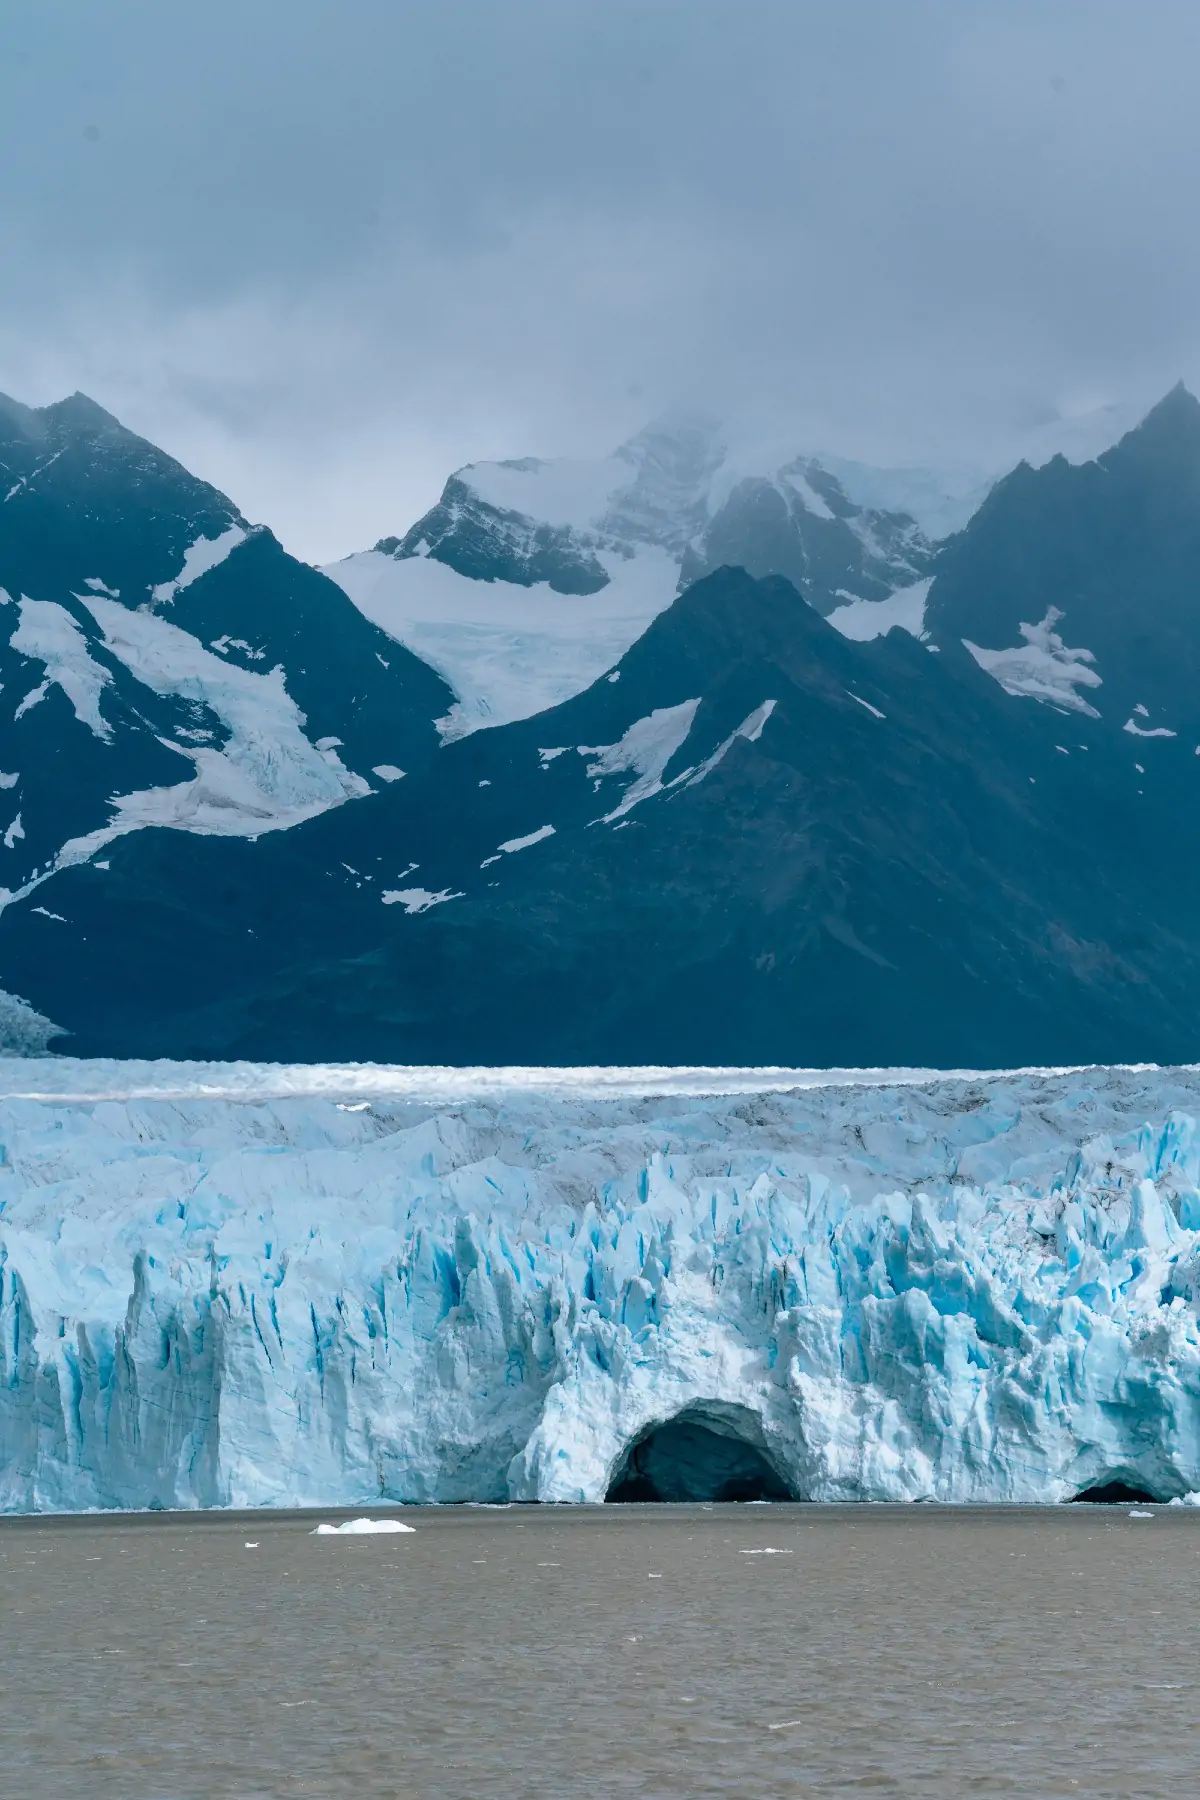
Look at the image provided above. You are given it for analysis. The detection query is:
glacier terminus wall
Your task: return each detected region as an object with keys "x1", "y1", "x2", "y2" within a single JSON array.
[{"x1": 5, "y1": 1060, "x2": 1200, "y2": 1511}]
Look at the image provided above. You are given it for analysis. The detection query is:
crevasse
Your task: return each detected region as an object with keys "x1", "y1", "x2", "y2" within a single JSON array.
[{"x1": 4, "y1": 1065, "x2": 1200, "y2": 1511}]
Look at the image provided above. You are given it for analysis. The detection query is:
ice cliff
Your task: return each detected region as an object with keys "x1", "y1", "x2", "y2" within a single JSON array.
[{"x1": 5, "y1": 1061, "x2": 1200, "y2": 1510}]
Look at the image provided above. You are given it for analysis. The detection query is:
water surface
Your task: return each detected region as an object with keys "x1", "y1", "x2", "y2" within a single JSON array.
[{"x1": 3, "y1": 1504, "x2": 1195, "y2": 1798}]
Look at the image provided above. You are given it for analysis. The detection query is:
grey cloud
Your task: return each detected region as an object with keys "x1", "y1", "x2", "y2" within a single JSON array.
[{"x1": 3, "y1": 1, "x2": 1200, "y2": 559}]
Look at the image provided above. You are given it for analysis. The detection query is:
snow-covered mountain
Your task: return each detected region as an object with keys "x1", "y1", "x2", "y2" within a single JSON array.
[
  {"x1": 326, "y1": 404, "x2": 1152, "y2": 743},
  {"x1": 325, "y1": 417, "x2": 960, "y2": 738},
  {"x1": 0, "y1": 391, "x2": 453, "y2": 923},
  {"x1": 4, "y1": 382, "x2": 1199, "y2": 1068}
]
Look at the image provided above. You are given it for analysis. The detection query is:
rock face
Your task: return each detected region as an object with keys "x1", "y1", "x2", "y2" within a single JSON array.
[{"x1": 4, "y1": 1062, "x2": 1200, "y2": 1512}]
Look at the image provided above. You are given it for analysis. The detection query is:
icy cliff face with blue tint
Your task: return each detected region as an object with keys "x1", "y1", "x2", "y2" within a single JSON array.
[{"x1": 4, "y1": 1062, "x2": 1200, "y2": 1511}]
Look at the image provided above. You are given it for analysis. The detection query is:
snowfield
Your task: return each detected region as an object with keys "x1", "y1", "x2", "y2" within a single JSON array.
[
  {"x1": 5, "y1": 1061, "x2": 1200, "y2": 1511},
  {"x1": 325, "y1": 545, "x2": 680, "y2": 740}
]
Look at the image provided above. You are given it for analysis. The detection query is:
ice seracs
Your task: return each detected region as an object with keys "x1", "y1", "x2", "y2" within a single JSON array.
[{"x1": 6, "y1": 1063, "x2": 1200, "y2": 1511}]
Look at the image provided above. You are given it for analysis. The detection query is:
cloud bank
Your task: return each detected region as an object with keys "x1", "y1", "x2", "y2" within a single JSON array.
[{"x1": 3, "y1": 0, "x2": 1199, "y2": 558}]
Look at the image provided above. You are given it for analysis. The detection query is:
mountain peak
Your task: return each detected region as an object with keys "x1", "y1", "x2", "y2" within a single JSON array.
[
  {"x1": 1110, "y1": 382, "x2": 1200, "y2": 463},
  {"x1": 43, "y1": 392, "x2": 126, "y2": 435},
  {"x1": 0, "y1": 390, "x2": 127, "y2": 450}
]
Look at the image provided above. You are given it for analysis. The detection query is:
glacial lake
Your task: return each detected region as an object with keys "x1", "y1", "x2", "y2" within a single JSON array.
[{"x1": 2, "y1": 1502, "x2": 1196, "y2": 1798}]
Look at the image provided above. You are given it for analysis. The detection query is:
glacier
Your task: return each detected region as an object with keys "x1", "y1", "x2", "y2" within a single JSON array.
[{"x1": 5, "y1": 1060, "x2": 1200, "y2": 1511}]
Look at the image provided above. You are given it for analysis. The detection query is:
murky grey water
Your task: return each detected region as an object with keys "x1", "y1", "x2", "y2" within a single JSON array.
[{"x1": 2, "y1": 1504, "x2": 1196, "y2": 1799}]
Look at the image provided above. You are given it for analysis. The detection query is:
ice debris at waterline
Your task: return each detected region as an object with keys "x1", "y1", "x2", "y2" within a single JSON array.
[
  {"x1": 312, "y1": 1518, "x2": 415, "y2": 1535},
  {"x1": 8, "y1": 1064, "x2": 1200, "y2": 1509}
]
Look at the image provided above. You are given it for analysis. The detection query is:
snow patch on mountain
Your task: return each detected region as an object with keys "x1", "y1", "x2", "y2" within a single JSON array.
[
  {"x1": 1123, "y1": 718, "x2": 1177, "y2": 739},
  {"x1": 496, "y1": 825, "x2": 556, "y2": 855},
  {"x1": 681, "y1": 700, "x2": 777, "y2": 788},
  {"x1": 581, "y1": 699, "x2": 702, "y2": 821},
  {"x1": 81, "y1": 595, "x2": 368, "y2": 814},
  {"x1": 150, "y1": 525, "x2": 248, "y2": 606},
  {"x1": 0, "y1": 597, "x2": 384, "y2": 898},
  {"x1": 828, "y1": 578, "x2": 932, "y2": 643},
  {"x1": 381, "y1": 887, "x2": 462, "y2": 913},
  {"x1": 10, "y1": 598, "x2": 113, "y2": 741},
  {"x1": 964, "y1": 609, "x2": 1103, "y2": 717},
  {"x1": 327, "y1": 546, "x2": 680, "y2": 740}
]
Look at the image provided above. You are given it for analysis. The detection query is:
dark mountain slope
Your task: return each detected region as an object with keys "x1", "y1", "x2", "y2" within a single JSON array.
[
  {"x1": 5, "y1": 565, "x2": 1194, "y2": 1065},
  {"x1": 928, "y1": 383, "x2": 1200, "y2": 742}
]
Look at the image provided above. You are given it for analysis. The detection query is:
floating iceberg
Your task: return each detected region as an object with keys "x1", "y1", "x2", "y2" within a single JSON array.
[
  {"x1": 312, "y1": 1517, "x2": 415, "y2": 1535},
  {"x1": 4, "y1": 1062, "x2": 1200, "y2": 1511}
]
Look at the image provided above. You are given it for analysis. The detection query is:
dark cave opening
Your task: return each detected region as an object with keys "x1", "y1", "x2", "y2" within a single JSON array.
[
  {"x1": 1071, "y1": 1480, "x2": 1163, "y2": 1504},
  {"x1": 606, "y1": 1409, "x2": 795, "y2": 1503}
]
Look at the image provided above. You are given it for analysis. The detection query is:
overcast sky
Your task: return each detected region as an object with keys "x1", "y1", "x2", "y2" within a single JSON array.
[{"x1": 2, "y1": 0, "x2": 1200, "y2": 560}]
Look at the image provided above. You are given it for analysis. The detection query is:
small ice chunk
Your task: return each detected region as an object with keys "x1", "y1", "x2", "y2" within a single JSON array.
[
  {"x1": 312, "y1": 1517, "x2": 415, "y2": 1535},
  {"x1": 371, "y1": 765, "x2": 405, "y2": 783},
  {"x1": 1128, "y1": 1509, "x2": 1155, "y2": 1519}
]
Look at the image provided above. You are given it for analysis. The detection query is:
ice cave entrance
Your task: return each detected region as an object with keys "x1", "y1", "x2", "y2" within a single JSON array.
[
  {"x1": 1071, "y1": 1479, "x2": 1163, "y2": 1504},
  {"x1": 606, "y1": 1404, "x2": 796, "y2": 1503}
]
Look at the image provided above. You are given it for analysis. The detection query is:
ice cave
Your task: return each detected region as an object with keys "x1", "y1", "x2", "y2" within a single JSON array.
[{"x1": 606, "y1": 1405, "x2": 797, "y2": 1503}]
